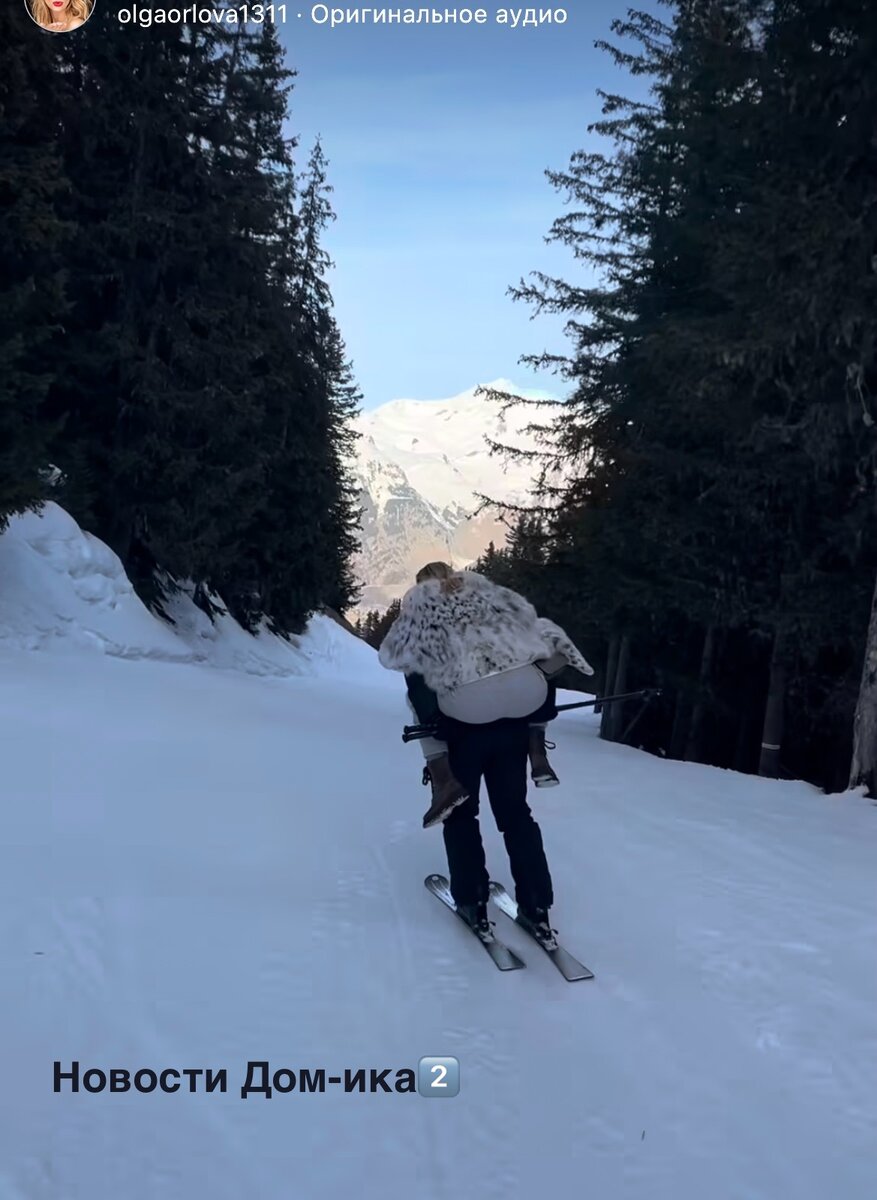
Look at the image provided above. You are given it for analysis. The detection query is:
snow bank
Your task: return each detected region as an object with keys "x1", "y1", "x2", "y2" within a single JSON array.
[
  {"x1": 157, "y1": 582, "x2": 376, "y2": 681},
  {"x1": 0, "y1": 503, "x2": 378, "y2": 681},
  {"x1": 0, "y1": 504, "x2": 187, "y2": 660}
]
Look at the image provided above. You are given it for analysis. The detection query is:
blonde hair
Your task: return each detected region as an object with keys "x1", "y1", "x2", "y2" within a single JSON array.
[
  {"x1": 416, "y1": 561, "x2": 453, "y2": 583},
  {"x1": 416, "y1": 561, "x2": 463, "y2": 594},
  {"x1": 31, "y1": 0, "x2": 92, "y2": 29}
]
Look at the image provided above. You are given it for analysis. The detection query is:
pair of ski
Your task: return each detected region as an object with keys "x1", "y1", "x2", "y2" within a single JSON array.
[{"x1": 425, "y1": 873, "x2": 594, "y2": 981}]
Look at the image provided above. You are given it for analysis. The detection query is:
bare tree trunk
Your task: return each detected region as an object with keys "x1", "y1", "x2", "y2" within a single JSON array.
[
  {"x1": 685, "y1": 624, "x2": 716, "y2": 763},
  {"x1": 669, "y1": 690, "x2": 693, "y2": 760},
  {"x1": 598, "y1": 633, "x2": 620, "y2": 731},
  {"x1": 733, "y1": 711, "x2": 755, "y2": 774},
  {"x1": 850, "y1": 569, "x2": 877, "y2": 797},
  {"x1": 605, "y1": 634, "x2": 631, "y2": 742},
  {"x1": 758, "y1": 628, "x2": 788, "y2": 778}
]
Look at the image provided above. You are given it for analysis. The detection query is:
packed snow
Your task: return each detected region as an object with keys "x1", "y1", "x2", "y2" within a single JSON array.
[{"x1": 2, "y1": 505, "x2": 875, "y2": 1200}]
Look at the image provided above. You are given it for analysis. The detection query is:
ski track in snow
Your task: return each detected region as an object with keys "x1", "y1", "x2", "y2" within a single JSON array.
[{"x1": 2, "y1": 639, "x2": 876, "y2": 1197}]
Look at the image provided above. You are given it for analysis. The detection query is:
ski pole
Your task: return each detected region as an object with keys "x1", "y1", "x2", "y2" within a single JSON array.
[
  {"x1": 553, "y1": 687, "x2": 662, "y2": 713},
  {"x1": 402, "y1": 723, "x2": 440, "y2": 743},
  {"x1": 401, "y1": 688, "x2": 661, "y2": 741}
]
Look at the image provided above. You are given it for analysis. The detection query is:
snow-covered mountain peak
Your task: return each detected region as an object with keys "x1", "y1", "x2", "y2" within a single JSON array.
[{"x1": 351, "y1": 380, "x2": 561, "y2": 611}]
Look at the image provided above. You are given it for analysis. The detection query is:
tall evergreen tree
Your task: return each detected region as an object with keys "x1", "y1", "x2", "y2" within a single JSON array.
[
  {"x1": 707, "y1": 0, "x2": 877, "y2": 780},
  {"x1": 46, "y1": 10, "x2": 269, "y2": 591},
  {"x1": 36, "y1": 10, "x2": 361, "y2": 634},
  {"x1": 361, "y1": 598, "x2": 401, "y2": 649},
  {"x1": 0, "y1": 10, "x2": 68, "y2": 527},
  {"x1": 264, "y1": 135, "x2": 362, "y2": 621},
  {"x1": 485, "y1": 0, "x2": 877, "y2": 791},
  {"x1": 319, "y1": 320, "x2": 364, "y2": 613},
  {"x1": 199, "y1": 17, "x2": 320, "y2": 627},
  {"x1": 850, "y1": 577, "x2": 877, "y2": 796}
]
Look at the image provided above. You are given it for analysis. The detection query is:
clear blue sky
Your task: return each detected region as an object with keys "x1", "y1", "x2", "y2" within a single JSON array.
[{"x1": 280, "y1": 5, "x2": 659, "y2": 408}]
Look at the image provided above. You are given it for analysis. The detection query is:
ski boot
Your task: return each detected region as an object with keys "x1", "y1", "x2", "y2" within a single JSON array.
[
  {"x1": 517, "y1": 905, "x2": 558, "y2": 950},
  {"x1": 421, "y1": 755, "x2": 469, "y2": 828},
  {"x1": 455, "y1": 899, "x2": 491, "y2": 937},
  {"x1": 529, "y1": 727, "x2": 559, "y2": 788}
]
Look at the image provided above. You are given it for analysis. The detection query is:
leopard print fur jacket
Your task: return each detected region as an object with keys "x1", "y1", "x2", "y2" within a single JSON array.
[{"x1": 377, "y1": 570, "x2": 594, "y2": 693}]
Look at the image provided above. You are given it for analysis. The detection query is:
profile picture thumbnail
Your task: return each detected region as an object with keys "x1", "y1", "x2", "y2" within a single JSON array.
[{"x1": 27, "y1": 0, "x2": 94, "y2": 33}]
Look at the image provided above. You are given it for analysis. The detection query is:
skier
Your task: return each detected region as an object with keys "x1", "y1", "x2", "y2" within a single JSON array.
[{"x1": 378, "y1": 561, "x2": 594, "y2": 939}]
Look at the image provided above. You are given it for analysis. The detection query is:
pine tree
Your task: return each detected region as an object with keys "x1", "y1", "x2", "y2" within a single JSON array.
[
  {"x1": 739, "y1": 0, "x2": 877, "y2": 786},
  {"x1": 38, "y1": 12, "x2": 361, "y2": 638},
  {"x1": 46, "y1": 10, "x2": 272, "y2": 593},
  {"x1": 256, "y1": 135, "x2": 362, "y2": 624},
  {"x1": 487, "y1": 0, "x2": 876, "y2": 788},
  {"x1": 199, "y1": 17, "x2": 321, "y2": 628},
  {"x1": 493, "y1": 2, "x2": 768, "y2": 744},
  {"x1": 362, "y1": 599, "x2": 401, "y2": 649},
  {"x1": 212, "y1": 56, "x2": 363, "y2": 630},
  {"x1": 700, "y1": 0, "x2": 877, "y2": 779},
  {"x1": 850, "y1": 576, "x2": 877, "y2": 796},
  {"x1": 0, "y1": 10, "x2": 68, "y2": 527},
  {"x1": 319, "y1": 321, "x2": 364, "y2": 613}
]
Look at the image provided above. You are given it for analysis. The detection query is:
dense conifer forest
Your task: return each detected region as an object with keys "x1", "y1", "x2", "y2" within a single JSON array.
[
  {"x1": 2, "y1": 4, "x2": 361, "y2": 631},
  {"x1": 473, "y1": 0, "x2": 877, "y2": 797}
]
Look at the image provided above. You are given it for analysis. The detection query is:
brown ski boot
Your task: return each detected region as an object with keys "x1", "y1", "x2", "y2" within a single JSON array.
[
  {"x1": 421, "y1": 755, "x2": 469, "y2": 828},
  {"x1": 529, "y1": 727, "x2": 559, "y2": 788}
]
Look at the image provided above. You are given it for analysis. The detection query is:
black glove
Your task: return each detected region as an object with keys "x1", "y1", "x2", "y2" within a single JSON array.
[{"x1": 405, "y1": 672, "x2": 441, "y2": 724}]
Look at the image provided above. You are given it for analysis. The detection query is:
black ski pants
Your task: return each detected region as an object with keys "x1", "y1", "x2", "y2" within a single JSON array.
[
  {"x1": 404, "y1": 673, "x2": 556, "y2": 912},
  {"x1": 442, "y1": 717, "x2": 554, "y2": 913}
]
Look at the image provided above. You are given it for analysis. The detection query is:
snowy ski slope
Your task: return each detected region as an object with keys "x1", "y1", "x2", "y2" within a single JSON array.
[{"x1": 1, "y1": 505, "x2": 875, "y2": 1200}]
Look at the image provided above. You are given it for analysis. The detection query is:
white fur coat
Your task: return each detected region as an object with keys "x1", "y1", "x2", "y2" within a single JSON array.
[{"x1": 377, "y1": 570, "x2": 594, "y2": 693}]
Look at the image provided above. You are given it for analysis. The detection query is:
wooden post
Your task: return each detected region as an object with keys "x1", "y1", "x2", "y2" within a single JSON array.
[
  {"x1": 685, "y1": 625, "x2": 716, "y2": 763},
  {"x1": 599, "y1": 633, "x2": 620, "y2": 738}
]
